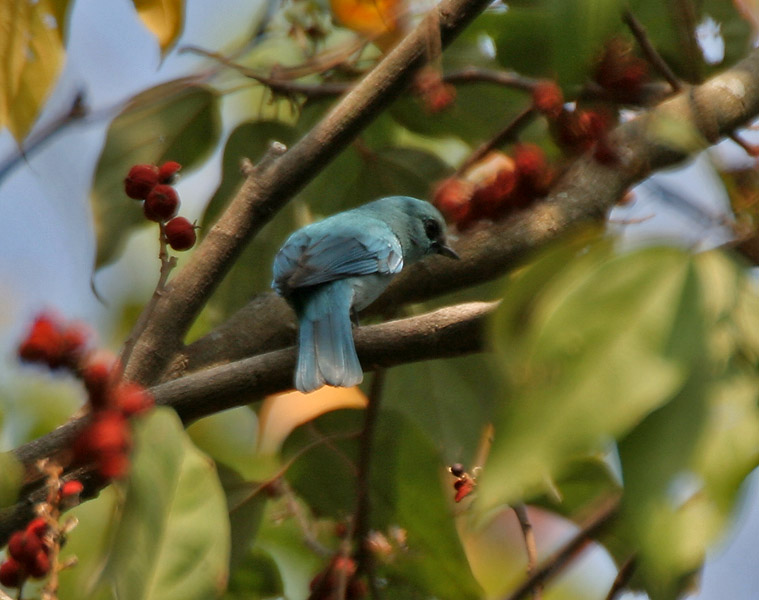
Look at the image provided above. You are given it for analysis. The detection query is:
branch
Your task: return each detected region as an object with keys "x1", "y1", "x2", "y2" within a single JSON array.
[
  {"x1": 503, "y1": 496, "x2": 620, "y2": 600},
  {"x1": 174, "y1": 46, "x2": 759, "y2": 374},
  {"x1": 122, "y1": 0, "x2": 494, "y2": 386},
  {"x1": 0, "y1": 299, "x2": 495, "y2": 546}
]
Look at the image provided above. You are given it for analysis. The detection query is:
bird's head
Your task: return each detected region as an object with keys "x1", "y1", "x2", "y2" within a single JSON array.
[{"x1": 369, "y1": 196, "x2": 459, "y2": 263}]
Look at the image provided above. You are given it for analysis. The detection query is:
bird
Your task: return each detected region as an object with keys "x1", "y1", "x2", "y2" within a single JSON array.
[{"x1": 272, "y1": 196, "x2": 459, "y2": 393}]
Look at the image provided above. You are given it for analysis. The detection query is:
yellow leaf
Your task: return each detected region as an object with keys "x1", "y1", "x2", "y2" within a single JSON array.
[
  {"x1": 330, "y1": 0, "x2": 403, "y2": 39},
  {"x1": 257, "y1": 386, "x2": 367, "y2": 454},
  {"x1": 0, "y1": 0, "x2": 69, "y2": 142},
  {"x1": 133, "y1": 0, "x2": 184, "y2": 53}
]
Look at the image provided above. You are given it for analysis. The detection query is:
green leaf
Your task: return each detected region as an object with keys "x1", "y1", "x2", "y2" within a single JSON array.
[
  {"x1": 614, "y1": 250, "x2": 759, "y2": 600},
  {"x1": 477, "y1": 241, "x2": 703, "y2": 516},
  {"x1": 0, "y1": 0, "x2": 70, "y2": 142},
  {"x1": 490, "y1": 1, "x2": 623, "y2": 89},
  {"x1": 90, "y1": 82, "x2": 221, "y2": 269},
  {"x1": 382, "y1": 354, "x2": 499, "y2": 468},
  {"x1": 132, "y1": 0, "x2": 185, "y2": 54},
  {"x1": 187, "y1": 406, "x2": 259, "y2": 479},
  {"x1": 96, "y1": 408, "x2": 230, "y2": 600},
  {"x1": 372, "y1": 410, "x2": 482, "y2": 599}
]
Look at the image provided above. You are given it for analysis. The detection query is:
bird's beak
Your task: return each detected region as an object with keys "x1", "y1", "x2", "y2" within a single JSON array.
[{"x1": 435, "y1": 240, "x2": 460, "y2": 260}]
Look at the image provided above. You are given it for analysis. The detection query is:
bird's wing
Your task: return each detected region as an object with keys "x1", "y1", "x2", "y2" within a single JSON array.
[{"x1": 272, "y1": 223, "x2": 403, "y2": 293}]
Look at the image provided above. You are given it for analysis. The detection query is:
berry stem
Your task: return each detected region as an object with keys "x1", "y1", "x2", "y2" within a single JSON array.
[
  {"x1": 119, "y1": 224, "x2": 178, "y2": 372},
  {"x1": 622, "y1": 9, "x2": 682, "y2": 93},
  {"x1": 455, "y1": 106, "x2": 536, "y2": 176}
]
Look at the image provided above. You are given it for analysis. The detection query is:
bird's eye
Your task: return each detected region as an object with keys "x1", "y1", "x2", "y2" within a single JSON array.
[{"x1": 423, "y1": 218, "x2": 441, "y2": 240}]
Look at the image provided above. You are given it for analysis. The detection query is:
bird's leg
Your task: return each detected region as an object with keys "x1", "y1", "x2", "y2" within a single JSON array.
[{"x1": 350, "y1": 307, "x2": 360, "y2": 328}]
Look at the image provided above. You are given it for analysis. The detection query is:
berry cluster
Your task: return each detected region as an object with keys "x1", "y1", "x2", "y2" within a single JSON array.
[
  {"x1": 309, "y1": 555, "x2": 367, "y2": 600},
  {"x1": 0, "y1": 473, "x2": 83, "y2": 591},
  {"x1": 18, "y1": 313, "x2": 154, "y2": 480},
  {"x1": 434, "y1": 144, "x2": 554, "y2": 230},
  {"x1": 449, "y1": 463, "x2": 476, "y2": 503},
  {"x1": 124, "y1": 162, "x2": 197, "y2": 251},
  {"x1": 0, "y1": 518, "x2": 52, "y2": 587}
]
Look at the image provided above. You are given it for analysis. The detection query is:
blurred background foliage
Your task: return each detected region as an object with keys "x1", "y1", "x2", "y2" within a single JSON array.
[{"x1": 2, "y1": 0, "x2": 759, "y2": 599}]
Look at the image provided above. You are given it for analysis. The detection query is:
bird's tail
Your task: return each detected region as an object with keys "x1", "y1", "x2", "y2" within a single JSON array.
[{"x1": 295, "y1": 281, "x2": 363, "y2": 393}]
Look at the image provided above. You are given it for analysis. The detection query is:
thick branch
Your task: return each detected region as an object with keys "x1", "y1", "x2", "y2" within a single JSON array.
[
  {"x1": 176, "y1": 46, "x2": 759, "y2": 373},
  {"x1": 123, "y1": 0, "x2": 493, "y2": 386},
  {"x1": 0, "y1": 301, "x2": 492, "y2": 544}
]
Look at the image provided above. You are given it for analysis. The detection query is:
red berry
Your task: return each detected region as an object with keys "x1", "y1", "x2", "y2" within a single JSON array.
[
  {"x1": 28, "y1": 549, "x2": 50, "y2": 579},
  {"x1": 514, "y1": 144, "x2": 546, "y2": 179},
  {"x1": 432, "y1": 178, "x2": 474, "y2": 225},
  {"x1": 8, "y1": 530, "x2": 41, "y2": 564},
  {"x1": 124, "y1": 164, "x2": 159, "y2": 200},
  {"x1": 25, "y1": 518, "x2": 48, "y2": 539},
  {"x1": 97, "y1": 450, "x2": 131, "y2": 480},
  {"x1": 113, "y1": 381, "x2": 154, "y2": 417},
  {"x1": 18, "y1": 313, "x2": 63, "y2": 367},
  {"x1": 158, "y1": 161, "x2": 182, "y2": 183},
  {"x1": 0, "y1": 558, "x2": 25, "y2": 588},
  {"x1": 59, "y1": 322, "x2": 89, "y2": 368},
  {"x1": 532, "y1": 81, "x2": 564, "y2": 118},
  {"x1": 144, "y1": 184, "x2": 180, "y2": 222},
  {"x1": 164, "y1": 217, "x2": 197, "y2": 251},
  {"x1": 74, "y1": 411, "x2": 131, "y2": 463}
]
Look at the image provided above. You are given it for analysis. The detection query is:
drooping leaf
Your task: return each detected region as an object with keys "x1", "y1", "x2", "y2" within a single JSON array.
[
  {"x1": 371, "y1": 409, "x2": 482, "y2": 599},
  {"x1": 0, "y1": 0, "x2": 70, "y2": 142},
  {"x1": 95, "y1": 408, "x2": 230, "y2": 600},
  {"x1": 614, "y1": 250, "x2": 759, "y2": 600},
  {"x1": 133, "y1": 0, "x2": 185, "y2": 54},
  {"x1": 90, "y1": 82, "x2": 221, "y2": 268}
]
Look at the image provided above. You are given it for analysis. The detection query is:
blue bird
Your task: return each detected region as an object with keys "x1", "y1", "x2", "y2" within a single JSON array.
[{"x1": 272, "y1": 196, "x2": 459, "y2": 393}]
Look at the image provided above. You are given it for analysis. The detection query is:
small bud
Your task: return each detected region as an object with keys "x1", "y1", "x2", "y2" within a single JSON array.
[
  {"x1": 158, "y1": 161, "x2": 182, "y2": 184},
  {"x1": 18, "y1": 313, "x2": 62, "y2": 366},
  {"x1": 164, "y1": 217, "x2": 197, "y2": 251},
  {"x1": 124, "y1": 164, "x2": 160, "y2": 200},
  {"x1": 449, "y1": 463, "x2": 465, "y2": 477},
  {"x1": 61, "y1": 479, "x2": 84, "y2": 499},
  {"x1": 144, "y1": 184, "x2": 180, "y2": 222}
]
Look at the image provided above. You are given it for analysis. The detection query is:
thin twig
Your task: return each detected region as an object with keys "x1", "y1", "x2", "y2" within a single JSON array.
[
  {"x1": 503, "y1": 496, "x2": 619, "y2": 600},
  {"x1": 119, "y1": 225, "x2": 178, "y2": 371},
  {"x1": 456, "y1": 106, "x2": 536, "y2": 175},
  {"x1": 354, "y1": 370, "x2": 387, "y2": 599},
  {"x1": 604, "y1": 554, "x2": 637, "y2": 600},
  {"x1": 622, "y1": 9, "x2": 682, "y2": 92},
  {"x1": 512, "y1": 504, "x2": 541, "y2": 600}
]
